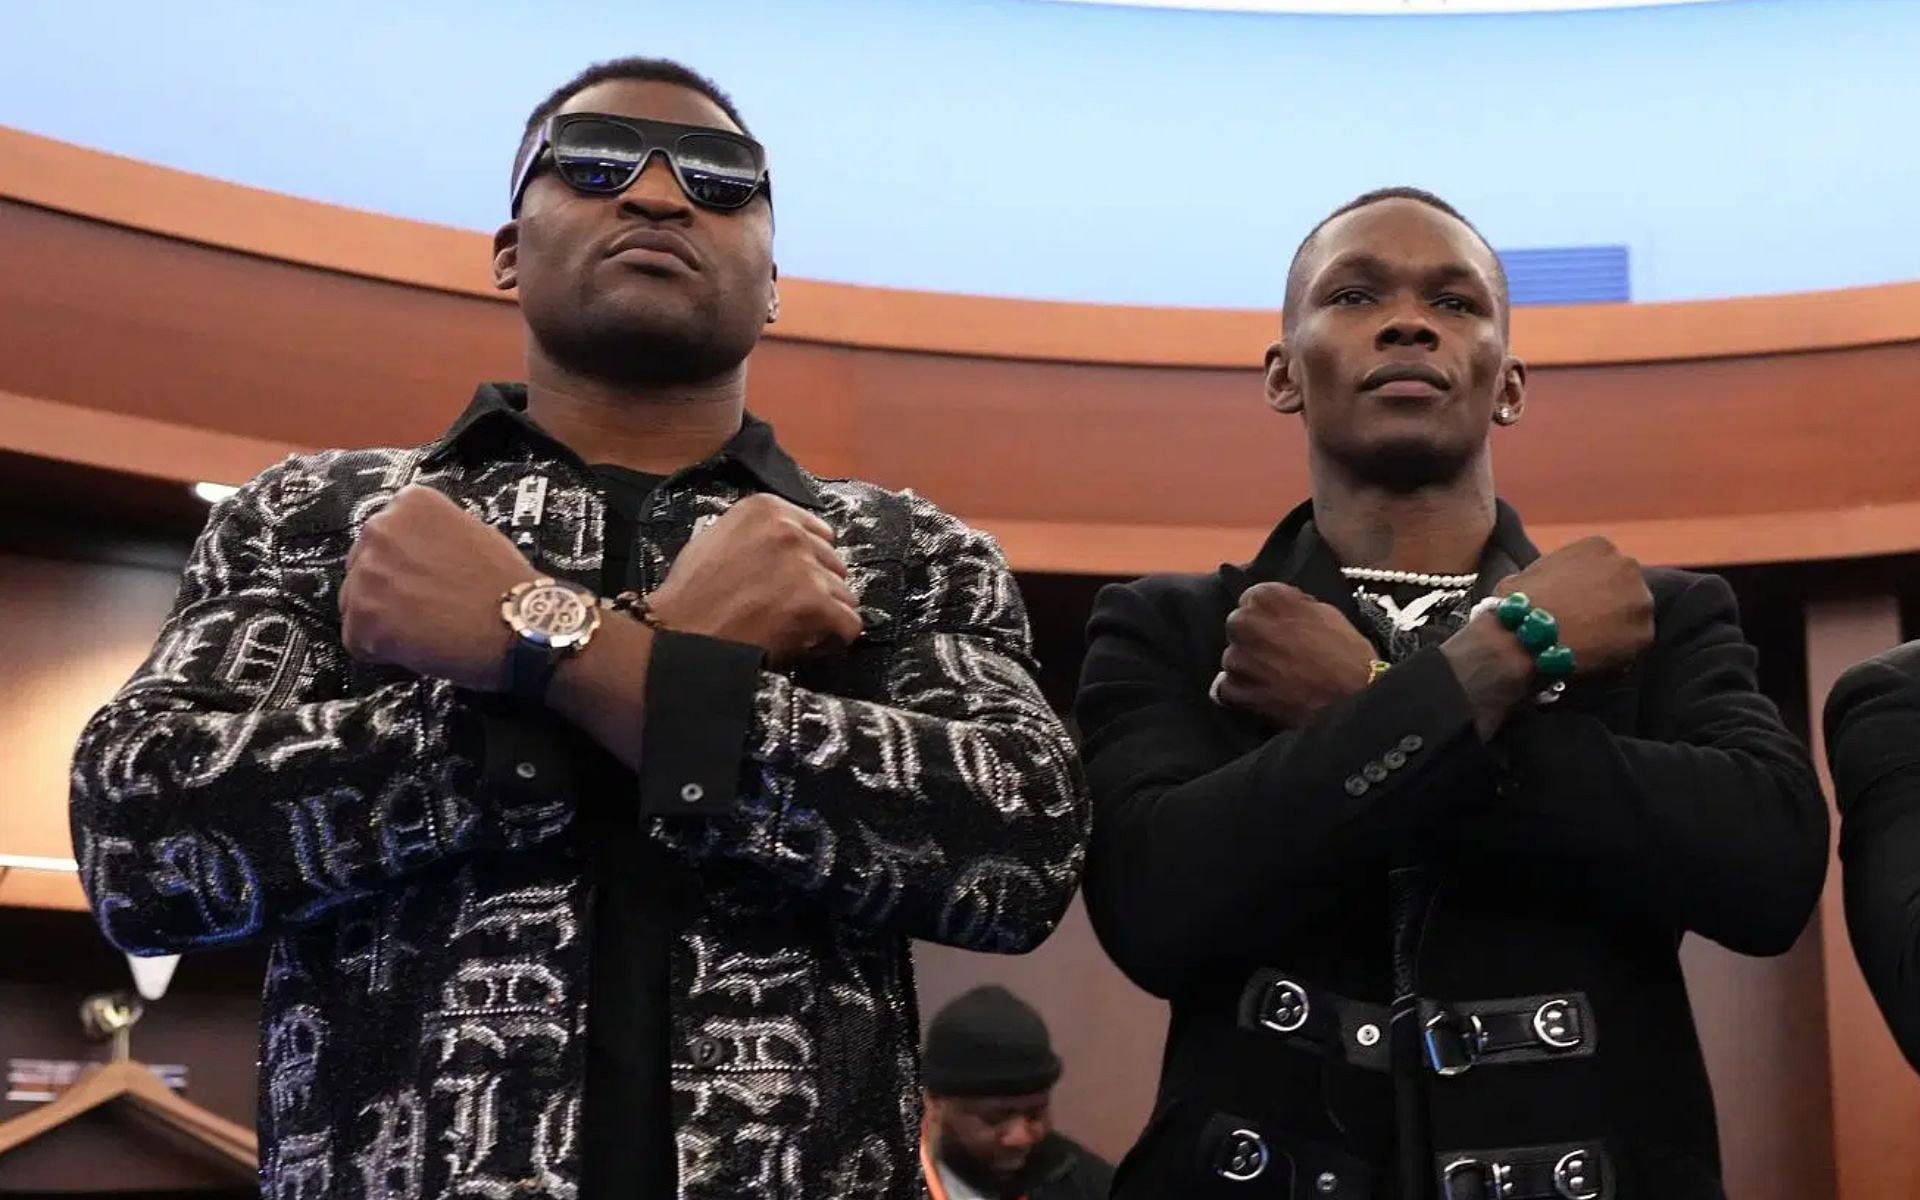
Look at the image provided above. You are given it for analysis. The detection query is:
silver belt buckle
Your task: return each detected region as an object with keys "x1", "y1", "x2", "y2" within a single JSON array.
[
  {"x1": 1257, "y1": 978, "x2": 1311, "y2": 1035},
  {"x1": 1424, "y1": 1011, "x2": 1487, "y2": 1076},
  {"x1": 1553, "y1": 1149, "x2": 1602, "y2": 1199},
  {"x1": 1215, "y1": 1128, "x2": 1269, "y2": 1182},
  {"x1": 1533, "y1": 998, "x2": 1583, "y2": 1051},
  {"x1": 1442, "y1": 1157, "x2": 1511, "y2": 1200}
]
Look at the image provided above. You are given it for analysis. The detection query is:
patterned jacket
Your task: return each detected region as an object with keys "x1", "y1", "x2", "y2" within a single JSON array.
[{"x1": 69, "y1": 384, "x2": 1089, "y2": 1200}]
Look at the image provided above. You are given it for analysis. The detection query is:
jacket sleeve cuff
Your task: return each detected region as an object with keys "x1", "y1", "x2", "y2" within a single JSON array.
[
  {"x1": 639, "y1": 629, "x2": 766, "y2": 818},
  {"x1": 1290, "y1": 645, "x2": 1495, "y2": 841}
]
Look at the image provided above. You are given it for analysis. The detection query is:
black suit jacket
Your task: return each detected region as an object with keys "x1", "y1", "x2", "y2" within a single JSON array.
[
  {"x1": 1076, "y1": 501, "x2": 1828, "y2": 1200},
  {"x1": 1825, "y1": 640, "x2": 1920, "y2": 1070}
]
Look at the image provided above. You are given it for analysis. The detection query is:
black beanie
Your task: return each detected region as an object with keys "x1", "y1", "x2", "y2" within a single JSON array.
[{"x1": 922, "y1": 985, "x2": 1063, "y2": 1098}]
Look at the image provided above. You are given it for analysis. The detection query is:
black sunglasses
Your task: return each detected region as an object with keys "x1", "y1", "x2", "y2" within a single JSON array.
[{"x1": 509, "y1": 113, "x2": 771, "y2": 215}]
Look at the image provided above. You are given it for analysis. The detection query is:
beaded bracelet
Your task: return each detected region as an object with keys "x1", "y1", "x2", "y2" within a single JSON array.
[
  {"x1": 1479, "y1": 592, "x2": 1576, "y2": 680},
  {"x1": 605, "y1": 590, "x2": 668, "y2": 631},
  {"x1": 1468, "y1": 595, "x2": 1571, "y2": 707}
]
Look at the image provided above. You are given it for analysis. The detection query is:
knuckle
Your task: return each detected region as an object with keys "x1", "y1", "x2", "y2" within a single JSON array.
[{"x1": 773, "y1": 519, "x2": 809, "y2": 548}]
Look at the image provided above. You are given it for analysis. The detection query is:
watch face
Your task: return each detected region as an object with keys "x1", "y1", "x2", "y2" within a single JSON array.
[{"x1": 513, "y1": 582, "x2": 595, "y2": 649}]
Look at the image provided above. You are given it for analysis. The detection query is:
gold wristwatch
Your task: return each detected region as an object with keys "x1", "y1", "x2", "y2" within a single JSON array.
[{"x1": 499, "y1": 577, "x2": 602, "y2": 701}]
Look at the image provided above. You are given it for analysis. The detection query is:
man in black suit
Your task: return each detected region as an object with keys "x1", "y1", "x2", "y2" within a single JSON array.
[
  {"x1": 1075, "y1": 187, "x2": 1829, "y2": 1199},
  {"x1": 1825, "y1": 641, "x2": 1920, "y2": 1069}
]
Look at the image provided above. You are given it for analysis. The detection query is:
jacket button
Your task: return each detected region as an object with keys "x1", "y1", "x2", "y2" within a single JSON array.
[
  {"x1": 1399, "y1": 734, "x2": 1424, "y2": 753},
  {"x1": 691, "y1": 1036, "x2": 726, "y2": 1067},
  {"x1": 1361, "y1": 762, "x2": 1389, "y2": 784},
  {"x1": 515, "y1": 761, "x2": 538, "y2": 780},
  {"x1": 1382, "y1": 749, "x2": 1408, "y2": 770},
  {"x1": 680, "y1": 782, "x2": 706, "y2": 804},
  {"x1": 1344, "y1": 776, "x2": 1370, "y2": 798}
]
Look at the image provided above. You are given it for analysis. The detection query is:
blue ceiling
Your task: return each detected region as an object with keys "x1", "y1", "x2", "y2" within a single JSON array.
[{"x1": 2, "y1": 0, "x2": 1911, "y2": 307}]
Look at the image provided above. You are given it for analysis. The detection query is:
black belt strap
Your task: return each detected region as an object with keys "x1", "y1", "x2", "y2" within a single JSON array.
[
  {"x1": 1239, "y1": 971, "x2": 1597, "y2": 1075},
  {"x1": 1418, "y1": 991, "x2": 1597, "y2": 1075},
  {"x1": 1240, "y1": 969, "x2": 1393, "y2": 1072},
  {"x1": 1439, "y1": 1142, "x2": 1612, "y2": 1199}
]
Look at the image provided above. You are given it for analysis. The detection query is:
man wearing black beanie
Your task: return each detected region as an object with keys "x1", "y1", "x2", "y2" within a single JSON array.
[{"x1": 921, "y1": 986, "x2": 1114, "y2": 1200}]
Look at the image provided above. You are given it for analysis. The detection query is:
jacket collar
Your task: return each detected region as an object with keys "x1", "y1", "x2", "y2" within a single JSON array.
[
  {"x1": 422, "y1": 381, "x2": 825, "y2": 511},
  {"x1": 1230, "y1": 496, "x2": 1540, "y2": 622}
]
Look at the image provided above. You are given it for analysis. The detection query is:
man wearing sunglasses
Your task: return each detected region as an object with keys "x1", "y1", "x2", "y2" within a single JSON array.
[
  {"x1": 1075, "y1": 188, "x2": 1827, "y2": 1198},
  {"x1": 71, "y1": 57, "x2": 1087, "y2": 1200}
]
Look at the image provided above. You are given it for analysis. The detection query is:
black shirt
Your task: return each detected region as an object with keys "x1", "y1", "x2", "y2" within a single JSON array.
[{"x1": 580, "y1": 463, "x2": 677, "y2": 1199}]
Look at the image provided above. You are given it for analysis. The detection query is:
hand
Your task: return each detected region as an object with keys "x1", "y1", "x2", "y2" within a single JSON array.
[
  {"x1": 1495, "y1": 535, "x2": 1654, "y2": 677},
  {"x1": 649, "y1": 493, "x2": 863, "y2": 668},
  {"x1": 1214, "y1": 582, "x2": 1377, "y2": 728},
  {"x1": 339, "y1": 485, "x2": 534, "y2": 689}
]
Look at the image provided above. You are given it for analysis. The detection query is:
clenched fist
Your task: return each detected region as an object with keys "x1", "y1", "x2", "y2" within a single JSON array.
[
  {"x1": 1495, "y1": 536, "x2": 1654, "y2": 677},
  {"x1": 1214, "y1": 582, "x2": 1378, "y2": 729},
  {"x1": 339, "y1": 485, "x2": 535, "y2": 689},
  {"x1": 649, "y1": 493, "x2": 863, "y2": 667}
]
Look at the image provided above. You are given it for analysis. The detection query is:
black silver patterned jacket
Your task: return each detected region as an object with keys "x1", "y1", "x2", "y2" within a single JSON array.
[{"x1": 69, "y1": 383, "x2": 1089, "y2": 1200}]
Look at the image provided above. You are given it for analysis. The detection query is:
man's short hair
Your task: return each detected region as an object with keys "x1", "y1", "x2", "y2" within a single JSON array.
[
  {"x1": 512, "y1": 57, "x2": 750, "y2": 195},
  {"x1": 1282, "y1": 186, "x2": 1509, "y2": 334}
]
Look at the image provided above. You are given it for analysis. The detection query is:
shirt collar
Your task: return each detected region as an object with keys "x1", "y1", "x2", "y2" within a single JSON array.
[{"x1": 424, "y1": 382, "x2": 824, "y2": 511}]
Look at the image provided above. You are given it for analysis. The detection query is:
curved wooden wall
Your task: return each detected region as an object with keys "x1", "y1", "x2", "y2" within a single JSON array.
[{"x1": 4, "y1": 125, "x2": 1920, "y2": 572}]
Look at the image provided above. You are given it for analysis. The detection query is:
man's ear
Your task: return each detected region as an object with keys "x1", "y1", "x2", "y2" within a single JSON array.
[
  {"x1": 1264, "y1": 339, "x2": 1303, "y2": 415},
  {"x1": 491, "y1": 221, "x2": 519, "y2": 292},
  {"x1": 1492, "y1": 355, "x2": 1528, "y2": 426},
  {"x1": 766, "y1": 261, "x2": 781, "y2": 324}
]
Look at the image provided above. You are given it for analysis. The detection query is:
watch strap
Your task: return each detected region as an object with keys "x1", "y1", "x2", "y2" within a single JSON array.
[{"x1": 505, "y1": 634, "x2": 561, "y2": 703}]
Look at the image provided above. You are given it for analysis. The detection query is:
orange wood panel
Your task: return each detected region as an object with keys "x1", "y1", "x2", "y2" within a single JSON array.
[
  {"x1": 1805, "y1": 595, "x2": 1920, "y2": 1200},
  {"x1": 7, "y1": 125, "x2": 1920, "y2": 369},
  {"x1": 6, "y1": 149, "x2": 1920, "y2": 574},
  {"x1": 0, "y1": 389, "x2": 303, "y2": 486},
  {"x1": 0, "y1": 553, "x2": 184, "y2": 913},
  {"x1": 0, "y1": 199, "x2": 521, "y2": 451},
  {"x1": 0, "y1": 870, "x2": 85, "y2": 911}
]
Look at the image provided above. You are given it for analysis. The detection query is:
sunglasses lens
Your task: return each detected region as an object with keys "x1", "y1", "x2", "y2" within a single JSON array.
[
  {"x1": 552, "y1": 119, "x2": 646, "y2": 192},
  {"x1": 674, "y1": 134, "x2": 762, "y2": 209}
]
